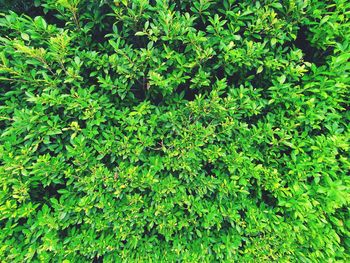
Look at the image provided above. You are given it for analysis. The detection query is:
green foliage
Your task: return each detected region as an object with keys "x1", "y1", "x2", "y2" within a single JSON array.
[{"x1": 0, "y1": 0, "x2": 349, "y2": 261}]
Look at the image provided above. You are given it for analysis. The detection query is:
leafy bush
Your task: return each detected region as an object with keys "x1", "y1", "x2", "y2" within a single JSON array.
[{"x1": 0, "y1": 0, "x2": 349, "y2": 261}]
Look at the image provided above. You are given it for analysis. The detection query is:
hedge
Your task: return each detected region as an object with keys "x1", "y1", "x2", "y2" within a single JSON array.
[{"x1": 0, "y1": 0, "x2": 349, "y2": 262}]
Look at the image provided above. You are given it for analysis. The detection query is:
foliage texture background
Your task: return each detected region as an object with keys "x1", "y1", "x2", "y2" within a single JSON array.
[{"x1": 0, "y1": 0, "x2": 349, "y2": 261}]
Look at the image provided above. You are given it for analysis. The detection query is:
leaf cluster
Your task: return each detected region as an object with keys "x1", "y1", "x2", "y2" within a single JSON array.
[{"x1": 0, "y1": 0, "x2": 349, "y2": 262}]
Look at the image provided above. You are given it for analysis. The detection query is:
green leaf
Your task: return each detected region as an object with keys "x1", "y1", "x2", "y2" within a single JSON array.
[
  {"x1": 34, "y1": 16, "x2": 47, "y2": 29},
  {"x1": 271, "y1": 38, "x2": 277, "y2": 46},
  {"x1": 21, "y1": 33, "x2": 30, "y2": 41},
  {"x1": 277, "y1": 75, "x2": 286, "y2": 84}
]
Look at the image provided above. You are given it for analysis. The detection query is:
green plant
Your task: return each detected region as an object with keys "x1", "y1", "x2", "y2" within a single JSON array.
[{"x1": 0, "y1": 0, "x2": 349, "y2": 262}]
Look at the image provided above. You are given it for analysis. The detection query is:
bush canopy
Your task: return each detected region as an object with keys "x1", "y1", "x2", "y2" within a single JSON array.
[{"x1": 0, "y1": 0, "x2": 349, "y2": 262}]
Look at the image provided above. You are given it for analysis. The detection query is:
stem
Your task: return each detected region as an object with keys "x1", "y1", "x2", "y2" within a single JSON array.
[{"x1": 71, "y1": 8, "x2": 81, "y2": 31}]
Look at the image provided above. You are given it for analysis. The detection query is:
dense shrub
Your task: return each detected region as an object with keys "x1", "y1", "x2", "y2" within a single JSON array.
[{"x1": 0, "y1": 0, "x2": 349, "y2": 261}]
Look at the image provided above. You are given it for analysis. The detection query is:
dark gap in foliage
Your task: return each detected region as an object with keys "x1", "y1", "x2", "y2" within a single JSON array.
[
  {"x1": 215, "y1": 64, "x2": 242, "y2": 91},
  {"x1": 115, "y1": 22, "x2": 148, "y2": 48},
  {"x1": 133, "y1": 36, "x2": 149, "y2": 49},
  {"x1": 92, "y1": 255, "x2": 103, "y2": 263},
  {"x1": 182, "y1": 203, "x2": 191, "y2": 216},
  {"x1": 307, "y1": 175, "x2": 315, "y2": 184},
  {"x1": 38, "y1": 144, "x2": 62, "y2": 157},
  {"x1": 244, "y1": 107, "x2": 270, "y2": 127},
  {"x1": 203, "y1": 162, "x2": 215, "y2": 176},
  {"x1": 157, "y1": 233, "x2": 166, "y2": 242},
  {"x1": 29, "y1": 182, "x2": 65, "y2": 204},
  {"x1": 26, "y1": 5, "x2": 45, "y2": 20},
  {"x1": 4, "y1": 0, "x2": 66, "y2": 28},
  {"x1": 215, "y1": 66, "x2": 226, "y2": 80},
  {"x1": 275, "y1": 208, "x2": 284, "y2": 217},
  {"x1": 58, "y1": 228, "x2": 68, "y2": 240},
  {"x1": 130, "y1": 85, "x2": 146, "y2": 101},
  {"x1": 341, "y1": 101, "x2": 350, "y2": 113},
  {"x1": 150, "y1": 93, "x2": 165, "y2": 106},
  {"x1": 249, "y1": 184, "x2": 258, "y2": 201},
  {"x1": 130, "y1": 188, "x2": 152, "y2": 197},
  {"x1": 65, "y1": 155, "x2": 75, "y2": 168},
  {"x1": 17, "y1": 217, "x2": 27, "y2": 226},
  {"x1": 173, "y1": 0, "x2": 191, "y2": 13},
  {"x1": 0, "y1": 120, "x2": 8, "y2": 132},
  {"x1": 246, "y1": 232, "x2": 263, "y2": 238},
  {"x1": 185, "y1": 188, "x2": 193, "y2": 196},
  {"x1": 225, "y1": 72, "x2": 241, "y2": 89},
  {"x1": 142, "y1": 224, "x2": 151, "y2": 237},
  {"x1": 251, "y1": 158, "x2": 264, "y2": 166},
  {"x1": 236, "y1": 69, "x2": 254, "y2": 87},
  {"x1": 328, "y1": 206, "x2": 348, "y2": 248},
  {"x1": 238, "y1": 209, "x2": 246, "y2": 220},
  {"x1": 260, "y1": 190, "x2": 277, "y2": 208},
  {"x1": 138, "y1": 206, "x2": 145, "y2": 215},
  {"x1": 0, "y1": 0, "x2": 34, "y2": 15},
  {"x1": 335, "y1": 148, "x2": 348, "y2": 172},
  {"x1": 249, "y1": 179, "x2": 277, "y2": 208},
  {"x1": 194, "y1": 18, "x2": 208, "y2": 33},
  {"x1": 335, "y1": 153, "x2": 341, "y2": 161},
  {"x1": 90, "y1": 6, "x2": 115, "y2": 45},
  {"x1": 273, "y1": 133, "x2": 281, "y2": 142},
  {"x1": 142, "y1": 222, "x2": 159, "y2": 239},
  {"x1": 77, "y1": 119, "x2": 87, "y2": 130},
  {"x1": 121, "y1": 239, "x2": 127, "y2": 247},
  {"x1": 327, "y1": 5, "x2": 336, "y2": 13},
  {"x1": 54, "y1": 107, "x2": 66, "y2": 122},
  {"x1": 100, "y1": 154, "x2": 115, "y2": 170},
  {"x1": 250, "y1": 74, "x2": 273, "y2": 93},
  {"x1": 174, "y1": 42, "x2": 187, "y2": 54},
  {"x1": 239, "y1": 239, "x2": 247, "y2": 250},
  {"x1": 221, "y1": 218, "x2": 233, "y2": 230},
  {"x1": 294, "y1": 26, "x2": 333, "y2": 66},
  {"x1": 279, "y1": 147, "x2": 293, "y2": 157},
  {"x1": 175, "y1": 82, "x2": 198, "y2": 101},
  {"x1": 148, "y1": 143, "x2": 166, "y2": 157},
  {"x1": 43, "y1": 10, "x2": 66, "y2": 28}
]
